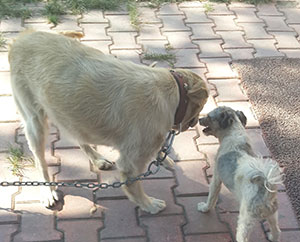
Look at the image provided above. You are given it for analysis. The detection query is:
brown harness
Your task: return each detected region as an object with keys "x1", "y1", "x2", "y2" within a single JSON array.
[{"x1": 170, "y1": 70, "x2": 189, "y2": 126}]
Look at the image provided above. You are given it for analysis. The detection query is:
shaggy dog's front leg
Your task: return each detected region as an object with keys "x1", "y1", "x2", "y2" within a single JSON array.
[{"x1": 198, "y1": 170, "x2": 222, "y2": 212}]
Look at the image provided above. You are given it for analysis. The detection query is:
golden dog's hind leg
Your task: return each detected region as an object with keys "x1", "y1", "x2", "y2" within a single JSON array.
[
  {"x1": 79, "y1": 144, "x2": 114, "y2": 170},
  {"x1": 12, "y1": 93, "x2": 58, "y2": 207},
  {"x1": 119, "y1": 157, "x2": 166, "y2": 214}
]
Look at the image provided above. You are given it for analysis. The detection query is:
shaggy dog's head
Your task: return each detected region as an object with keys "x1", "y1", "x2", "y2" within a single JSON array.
[
  {"x1": 199, "y1": 106, "x2": 247, "y2": 138},
  {"x1": 173, "y1": 69, "x2": 209, "y2": 132}
]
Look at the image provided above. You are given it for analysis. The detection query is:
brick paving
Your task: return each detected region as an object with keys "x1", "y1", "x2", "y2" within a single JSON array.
[{"x1": 0, "y1": 1, "x2": 300, "y2": 242}]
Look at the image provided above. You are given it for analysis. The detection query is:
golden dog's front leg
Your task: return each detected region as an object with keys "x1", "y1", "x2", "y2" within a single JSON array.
[{"x1": 120, "y1": 171, "x2": 166, "y2": 214}]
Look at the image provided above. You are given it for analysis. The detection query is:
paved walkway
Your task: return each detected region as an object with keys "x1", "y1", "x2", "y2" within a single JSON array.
[{"x1": 0, "y1": 1, "x2": 300, "y2": 241}]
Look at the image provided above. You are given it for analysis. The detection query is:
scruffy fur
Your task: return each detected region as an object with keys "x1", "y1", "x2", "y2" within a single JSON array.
[
  {"x1": 198, "y1": 106, "x2": 282, "y2": 242},
  {"x1": 8, "y1": 31, "x2": 208, "y2": 214}
]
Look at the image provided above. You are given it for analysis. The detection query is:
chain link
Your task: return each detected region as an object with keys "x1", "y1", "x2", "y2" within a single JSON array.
[{"x1": 0, "y1": 130, "x2": 178, "y2": 190}]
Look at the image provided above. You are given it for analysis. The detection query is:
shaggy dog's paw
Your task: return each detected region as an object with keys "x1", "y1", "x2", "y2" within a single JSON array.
[
  {"x1": 94, "y1": 159, "x2": 114, "y2": 170},
  {"x1": 197, "y1": 202, "x2": 210, "y2": 212},
  {"x1": 41, "y1": 187, "x2": 59, "y2": 208},
  {"x1": 141, "y1": 197, "x2": 166, "y2": 214},
  {"x1": 162, "y1": 156, "x2": 175, "y2": 171}
]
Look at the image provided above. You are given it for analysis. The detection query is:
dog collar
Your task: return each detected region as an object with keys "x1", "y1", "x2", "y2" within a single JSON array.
[{"x1": 170, "y1": 70, "x2": 189, "y2": 126}]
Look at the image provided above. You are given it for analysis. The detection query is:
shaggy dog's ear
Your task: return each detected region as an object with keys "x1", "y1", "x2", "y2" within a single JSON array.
[
  {"x1": 219, "y1": 111, "x2": 234, "y2": 129},
  {"x1": 236, "y1": 110, "x2": 247, "y2": 127},
  {"x1": 250, "y1": 174, "x2": 265, "y2": 184}
]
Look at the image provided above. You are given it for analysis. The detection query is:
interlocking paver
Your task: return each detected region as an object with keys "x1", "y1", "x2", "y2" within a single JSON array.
[
  {"x1": 178, "y1": 1, "x2": 205, "y2": 8},
  {"x1": 52, "y1": 15, "x2": 82, "y2": 32},
  {"x1": 57, "y1": 219, "x2": 103, "y2": 242},
  {"x1": 106, "y1": 15, "x2": 136, "y2": 32},
  {"x1": 55, "y1": 149, "x2": 97, "y2": 181},
  {"x1": 0, "y1": 18, "x2": 24, "y2": 32},
  {"x1": 174, "y1": 160, "x2": 209, "y2": 196},
  {"x1": 238, "y1": 22, "x2": 273, "y2": 39},
  {"x1": 207, "y1": 3, "x2": 234, "y2": 15},
  {"x1": 164, "y1": 31, "x2": 197, "y2": 49},
  {"x1": 290, "y1": 24, "x2": 300, "y2": 35},
  {"x1": 188, "y1": 23, "x2": 221, "y2": 40},
  {"x1": 270, "y1": 31, "x2": 300, "y2": 49},
  {"x1": 183, "y1": 8, "x2": 212, "y2": 23},
  {"x1": 246, "y1": 129, "x2": 271, "y2": 157},
  {"x1": 0, "y1": 51, "x2": 10, "y2": 71},
  {"x1": 230, "y1": 7, "x2": 263, "y2": 23},
  {"x1": 160, "y1": 15, "x2": 189, "y2": 32},
  {"x1": 80, "y1": 23, "x2": 111, "y2": 41},
  {"x1": 217, "y1": 31, "x2": 252, "y2": 48},
  {"x1": 257, "y1": 3, "x2": 284, "y2": 16},
  {"x1": 201, "y1": 58, "x2": 238, "y2": 79},
  {"x1": 138, "y1": 24, "x2": 166, "y2": 40},
  {"x1": 169, "y1": 130, "x2": 205, "y2": 161},
  {"x1": 13, "y1": 203, "x2": 62, "y2": 242},
  {"x1": 0, "y1": 224, "x2": 18, "y2": 242},
  {"x1": 138, "y1": 7, "x2": 161, "y2": 23},
  {"x1": 98, "y1": 199, "x2": 145, "y2": 239},
  {"x1": 159, "y1": 3, "x2": 183, "y2": 15},
  {"x1": 247, "y1": 39, "x2": 286, "y2": 57},
  {"x1": 209, "y1": 79, "x2": 248, "y2": 102},
  {"x1": 80, "y1": 10, "x2": 108, "y2": 23},
  {"x1": 111, "y1": 49, "x2": 141, "y2": 64},
  {"x1": 140, "y1": 215, "x2": 185, "y2": 242},
  {"x1": 0, "y1": 123, "x2": 19, "y2": 152},
  {"x1": 174, "y1": 49, "x2": 205, "y2": 68},
  {"x1": 24, "y1": 22, "x2": 52, "y2": 32},
  {"x1": 178, "y1": 196, "x2": 228, "y2": 234},
  {"x1": 109, "y1": 32, "x2": 140, "y2": 50},
  {"x1": 280, "y1": 49, "x2": 300, "y2": 57},
  {"x1": 260, "y1": 16, "x2": 294, "y2": 32},
  {"x1": 209, "y1": 15, "x2": 242, "y2": 31},
  {"x1": 185, "y1": 233, "x2": 233, "y2": 242},
  {"x1": 280, "y1": 8, "x2": 300, "y2": 24},
  {"x1": 196, "y1": 39, "x2": 230, "y2": 58},
  {"x1": 225, "y1": 48, "x2": 255, "y2": 59},
  {"x1": 139, "y1": 39, "x2": 169, "y2": 54},
  {"x1": 0, "y1": 96, "x2": 18, "y2": 122},
  {"x1": 57, "y1": 187, "x2": 101, "y2": 219}
]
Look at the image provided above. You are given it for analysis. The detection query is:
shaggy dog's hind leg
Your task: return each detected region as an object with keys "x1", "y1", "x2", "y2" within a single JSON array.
[
  {"x1": 236, "y1": 200, "x2": 253, "y2": 242},
  {"x1": 266, "y1": 211, "x2": 281, "y2": 242},
  {"x1": 80, "y1": 144, "x2": 114, "y2": 170}
]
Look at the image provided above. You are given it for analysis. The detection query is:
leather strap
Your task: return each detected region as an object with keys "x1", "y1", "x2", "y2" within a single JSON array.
[{"x1": 170, "y1": 70, "x2": 189, "y2": 125}]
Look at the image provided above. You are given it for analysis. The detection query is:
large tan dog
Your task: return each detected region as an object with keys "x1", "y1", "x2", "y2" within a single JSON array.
[{"x1": 9, "y1": 31, "x2": 208, "y2": 214}]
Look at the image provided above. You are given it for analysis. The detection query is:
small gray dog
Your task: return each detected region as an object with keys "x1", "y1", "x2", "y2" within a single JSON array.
[{"x1": 197, "y1": 106, "x2": 282, "y2": 242}]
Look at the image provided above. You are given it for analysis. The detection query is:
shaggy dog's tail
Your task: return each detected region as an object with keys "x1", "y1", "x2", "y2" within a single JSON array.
[{"x1": 249, "y1": 158, "x2": 283, "y2": 192}]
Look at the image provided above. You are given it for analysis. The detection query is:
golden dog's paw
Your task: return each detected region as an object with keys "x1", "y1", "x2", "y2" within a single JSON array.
[
  {"x1": 94, "y1": 159, "x2": 114, "y2": 170},
  {"x1": 141, "y1": 197, "x2": 166, "y2": 214},
  {"x1": 197, "y1": 202, "x2": 209, "y2": 213},
  {"x1": 266, "y1": 232, "x2": 280, "y2": 242},
  {"x1": 162, "y1": 156, "x2": 175, "y2": 171},
  {"x1": 41, "y1": 187, "x2": 59, "y2": 208}
]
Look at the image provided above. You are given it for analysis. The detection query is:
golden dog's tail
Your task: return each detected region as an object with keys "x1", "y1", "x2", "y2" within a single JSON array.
[{"x1": 59, "y1": 31, "x2": 84, "y2": 39}]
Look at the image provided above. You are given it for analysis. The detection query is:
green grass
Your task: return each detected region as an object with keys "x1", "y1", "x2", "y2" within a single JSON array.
[
  {"x1": 143, "y1": 52, "x2": 176, "y2": 67},
  {"x1": 127, "y1": 0, "x2": 140, "y2": 30},
  {"x1": 0, "y1": 0, "x2": 39, "y2": 19},
  {"x1": 6, "y1": 146, "x2": 34, "y2": 177}
]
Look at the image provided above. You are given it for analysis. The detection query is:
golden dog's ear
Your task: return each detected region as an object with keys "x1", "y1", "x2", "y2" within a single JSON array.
[{"x1": 187, "y1": 82, "x2": 209, "y2": 106}]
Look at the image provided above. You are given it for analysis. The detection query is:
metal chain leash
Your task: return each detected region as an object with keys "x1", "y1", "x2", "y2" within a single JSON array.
[{"x1": 0, "y1": 130, "x2": 178, "y2": 190}]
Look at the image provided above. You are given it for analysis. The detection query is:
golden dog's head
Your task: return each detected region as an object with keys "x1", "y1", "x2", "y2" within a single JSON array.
[{"x1": 173, "y1": 69, "x2": 209, "y2": 132}]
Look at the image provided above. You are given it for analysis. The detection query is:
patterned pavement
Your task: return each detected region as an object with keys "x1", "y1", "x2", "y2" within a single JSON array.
[{"x1": 0, "y1": 1, "x2": 300, "y2": 241}]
